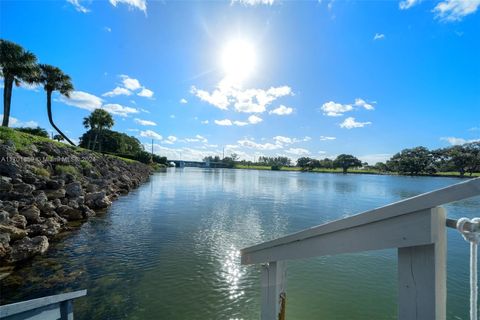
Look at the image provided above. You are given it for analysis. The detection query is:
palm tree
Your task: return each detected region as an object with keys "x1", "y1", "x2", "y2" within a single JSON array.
[
  {"x1": 0, "y1": 39, "x2": 40, "y2": 127},
  {"x1": 83, "y1": 109, "x2": 114, "y2": 151},
  {"x1": 38, "y1": 64, "x2": 75, "y2": 145}
]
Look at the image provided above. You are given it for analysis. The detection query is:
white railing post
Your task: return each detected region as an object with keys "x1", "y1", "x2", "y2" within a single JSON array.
[
  {"x1": 261, "y1": 261, "x2": 286, "y2": 320},
  {"x1": 398, "y1": 207, "x2": 446, "y2": 320}
]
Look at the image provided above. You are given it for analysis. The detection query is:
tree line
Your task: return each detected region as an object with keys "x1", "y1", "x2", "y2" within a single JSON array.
[{"x1": 233, "y1": 143, "x2": 480, "y2": 176}]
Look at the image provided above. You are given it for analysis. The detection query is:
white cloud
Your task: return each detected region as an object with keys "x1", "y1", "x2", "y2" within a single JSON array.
[
  {"x1": 440, "y1": 137, "x2": 480, "y2": 145},
  {"x1": 102, "y1": 86, "x2": 132, "y2": 97},
  {"x1": 120, "y1": 75, "x2": 142, "y2": 91},
  {"x1": 433, "y1": 0, "x2": 480, "y2": 21},
  {"x1": 134, "y1": 118, "x2": 157, "y2": 126},
  {"x1": 138, "y1": 88, "x2": 154, "y2": 98},
  {"x1": 109, "y1": 0, "x2": 147, "y2": 13},
  {"x1": 191, "y1": 86, "x2": 230, "y2": 110},
  {"x1": 163, "y1": 136, "x2": 177, "y2": 145},
  {"x1": 248, "y1": 115, "x2": 263, "y2": 124},
  {"x1": 1, "y1": 115, "x2": 38, "y2": 128},
  {"x1": 322, "y1": 98, "x2": 375, "y2": 116},
  {"x1": 59, "y1": 90, "x2": 140, "y2": 117},
  {"x1": 192, "y1": 78, "x2": 293, "y2": 113},
  {"x1": 67, "y1": 0, "x2": 90, "y2": 13},
  {"x1": 273, "y1": 136, "x2": 293, "y2": 145},
  {"x1": 180, "y1": 98, "x2": 188, "y2": 104},
  {"x1": 285, "y1": 148, "x2": 310, "y2": 156},
  {"x1": 231, "y1": 0, "x2": 275, "y2": 5},
  {"x1": 354, "y1": 98, "x2": 375, "y2": 110},
  {"x1": 59, "y1": 91, "x2": 103, "y2": 111},
  {"x1": 238, "y1": 139, "x2": 282, "y2": 150},
  {"x1": 269, "y1": 105, "x2": 294, "y2": 115},
  {"x1": 321, "y1": 101, "x2": 353, "y2": 117},
  {"x1": 234, "y1": 86, "x2": 292, "y2": 113},
  {"x1": 319, "y1": 136, "x2": 336, "y2": 141},
  {"x1": 340, "y1": 117, "x2": 372, "y2": 129},
  {"x1": 233, "y1": 121, "x2": 249, "y2": 126},
  {"x1": 102, "y1": 104, "x2": 139, "y2": 117},
  {"x1": 195, "y1": 135, "x2": 208, "y2": 143},
  {"x1": 140, "y1": 130, "x2": 162, "y2": 140},
  {"x1": 373, "y1": 33, "x2": 385, "y2": 40},
  {"x1": 214, "y1": 119, "x2": 233, "y2": 126},
  {"x1": 104, "y1": 27, "x2": 112, "y2": 32},
  {"x1": 399, "y1": 0, "x2": 421, "y2": 10},
  {"x1": 201, "y1": 120, "x2": 209, "y2": 124}
]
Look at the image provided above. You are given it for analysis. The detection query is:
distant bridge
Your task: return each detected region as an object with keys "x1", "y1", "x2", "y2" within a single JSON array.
[{"x1": 169, "y1": 160, "x2": 229, "y2": 168}]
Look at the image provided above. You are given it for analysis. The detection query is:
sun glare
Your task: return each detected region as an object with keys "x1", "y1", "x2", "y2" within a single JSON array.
[{"x1": 221, "y1": 39, "x2": 256, "y2": 81}]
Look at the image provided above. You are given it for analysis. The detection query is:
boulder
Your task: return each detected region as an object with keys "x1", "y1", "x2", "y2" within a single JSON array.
[
  {"x1": 85, "y1": 191, "x2": 111, "y2": 209},
  {"x1": 0, "y1": 233, "x2": 11, "y2": 259},
  {"x1": 9, "y1": 236, "x2": 49, "y2": 262},
  {"x1": 20, "y1": 205, "x2": 42, "y2": 224},
  {"x1": 13, "y1": 182, "x2": 35, "y2": 194},
  {"x1": 27, "y1": 218, "x2": 61, "y2": 237},
  {"x1": 0, "y1": 224, "x2": 27, "y2": 241},
  {"x1": 34, "y1": 191, "x2": 48, "y2": 206},
  {"x1": 10, "y1": 214, "x2": 27, "y2": 229},
  {"x1": 0, "y1": 211, "x2": 10, "y2": 224},
  {"x1": 46, "y1": 179, "x2": 65, "y2": 190},
  {"x1": 65, "y1": 182, "x2": 82, "y2": 198},
  {"x1": 45, "y1": 188, "x2": 66, "y2": 200},
  {"x1": 56, "y1": 205, "x2": 83, "y2": 221},
  {"x1": 0, "y1": 176, "x2": 12, "y2": 192}
]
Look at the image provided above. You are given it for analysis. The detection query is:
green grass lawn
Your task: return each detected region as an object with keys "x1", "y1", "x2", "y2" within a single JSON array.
[{"x1": 234, "y1": 164, "x2": 480, "y2": 178}]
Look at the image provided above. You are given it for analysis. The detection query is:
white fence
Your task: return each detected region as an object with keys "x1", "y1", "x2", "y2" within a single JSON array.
[{"x1": 241, "y1": 177, "x2": 480, "y2": 320}]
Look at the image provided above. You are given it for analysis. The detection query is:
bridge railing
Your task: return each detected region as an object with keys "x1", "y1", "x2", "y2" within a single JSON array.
[
  {"x1": 0, "y1": 290, "x2": 87, "y2": 320},
  {"x1": 241, "y1": 177, "x2": 480, "y2": 320}
]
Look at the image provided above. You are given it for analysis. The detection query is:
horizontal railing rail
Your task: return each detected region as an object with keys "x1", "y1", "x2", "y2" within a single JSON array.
[
  {"x1": 0, "y1": 290, "x2": 87, "y2": 320},
  {"x1": 241, "y1": 177, "x2": 480, "y2": 320}
]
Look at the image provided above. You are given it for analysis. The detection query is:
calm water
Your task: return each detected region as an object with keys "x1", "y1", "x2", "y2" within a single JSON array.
[{"x1": 1, "y1": 169, "x2": 479, "y2": 319}]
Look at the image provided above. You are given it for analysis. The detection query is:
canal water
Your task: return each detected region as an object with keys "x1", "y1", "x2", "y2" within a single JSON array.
[{"x1": 1, "y1": 168, "x2": 479, "y2": 319}]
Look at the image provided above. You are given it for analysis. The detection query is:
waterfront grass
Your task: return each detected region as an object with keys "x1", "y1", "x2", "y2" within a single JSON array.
[{"x1": 234, "y1": 164, "x2": 480, "y2": 178}]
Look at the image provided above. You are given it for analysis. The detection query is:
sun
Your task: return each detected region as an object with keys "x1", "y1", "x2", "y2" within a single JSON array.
[{"x1": 221, "y1": 39, "x2": 256, "y2": 81}]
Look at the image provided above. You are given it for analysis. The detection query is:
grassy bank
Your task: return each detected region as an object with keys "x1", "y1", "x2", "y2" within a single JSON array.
[{"x1": 234, "y1": 164, "x2": 480, "y2": 178}]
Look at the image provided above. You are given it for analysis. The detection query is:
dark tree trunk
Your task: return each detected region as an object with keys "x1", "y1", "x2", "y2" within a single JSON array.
[
  {"x1": 92, "y1": 129, "x2": 99, "y2": 151},
  {"x1": 46, "y1": 90, "x2": 76, "y2": 146},
  {"x1": 343, "y1": 167, "x2": 347, "y2": 174},
  {"x1": 2, "y1": 77, "x2": 14, "y2": 127}
]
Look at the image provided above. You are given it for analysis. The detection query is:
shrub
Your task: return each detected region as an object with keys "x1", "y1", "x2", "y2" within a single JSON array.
[
  {"x1": 14, "y1": 127, "x2": 49, "y2": 138},
  {"x1": 32, "y1": 167, "x2": 50, "y2": 177},
  {"x1": 55, "y1": 165, "x2": 79, "y2": 177},
  {"x1": 80, "y1": 160, "x2": 93, "y2": 169},
  {"x1": 271, "y1": 165, "x2": 281, "y2": 171}
]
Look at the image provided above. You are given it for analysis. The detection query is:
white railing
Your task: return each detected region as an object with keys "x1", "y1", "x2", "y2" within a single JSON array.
[
  {"x1": 0, "y1": 290, "x2": 87, "y2": 320},
  {"x1": 241, "y1": 177, "x2": 480, "y2": 320}
]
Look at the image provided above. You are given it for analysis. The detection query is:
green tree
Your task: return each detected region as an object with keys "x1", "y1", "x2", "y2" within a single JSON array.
[
  {"x1": 333, "y1": 154, "x2": 362, "y2": 173},
  {"x1": 82, "y1": 109, "x2": 114, "y2": 151},
  {"x1": 79, "y1": 129, "x2": 142, "y2": 155},
  {"x1": 435, "y1": 145, "x2": 473, "y2": 177},
  {"x1": 38, "y1": 64, "x2": 75, "y2": 145},
  {"x1": 53, "y1": 134, "x2": 64, "y2": 142},
  {"x1": 14, "y1": 126, "x2": 49, "y2": 138},
  {"x1": 0, "y1": 39, "x2": 40, "y2": 127},
  {"x1": 387, "y1": 146, "x2": 433, "y2": 175}
]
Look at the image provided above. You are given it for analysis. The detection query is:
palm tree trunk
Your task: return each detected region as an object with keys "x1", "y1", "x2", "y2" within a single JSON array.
[
  {"x1": 92, "y1": 129, "x2": 99, "y2": 151},
  {"x1": 46, "y1": 90, "x2": 75, "y2": 146},
  {"x1": 2, "y1": 77, "x2": 14, "y2": 127}
]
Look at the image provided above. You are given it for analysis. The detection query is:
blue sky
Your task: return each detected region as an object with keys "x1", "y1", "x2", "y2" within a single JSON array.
[{"x1": 1, "y1": 0, "x2": 479, "y2": 163}]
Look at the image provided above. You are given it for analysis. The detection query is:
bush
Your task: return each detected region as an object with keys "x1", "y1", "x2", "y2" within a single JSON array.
[
  {"x1": 14, "y1": 127, "x2": 49, "y2": 138},
  {"x1": 32, "y1": 167, "x2": 50, "y2": 177},
  {"x1": 271, "y1": 165, "x2": 281, "y2": 171},
  {"x1": 55, "y1": 165, "x2": 79, "y2": 177},
  {"x1": 80, "y1": 160, "x2": 93, "y2": 169}
]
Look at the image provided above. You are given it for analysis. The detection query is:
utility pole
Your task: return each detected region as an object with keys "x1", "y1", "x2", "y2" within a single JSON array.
[{"x1": 150, "y1": 139, "x2": 154, "y2": 162}]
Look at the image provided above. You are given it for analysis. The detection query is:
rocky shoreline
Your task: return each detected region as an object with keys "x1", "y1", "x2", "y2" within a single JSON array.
[{"x1": 0, "y1": 139, "x2": 152, "y2": 266}]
